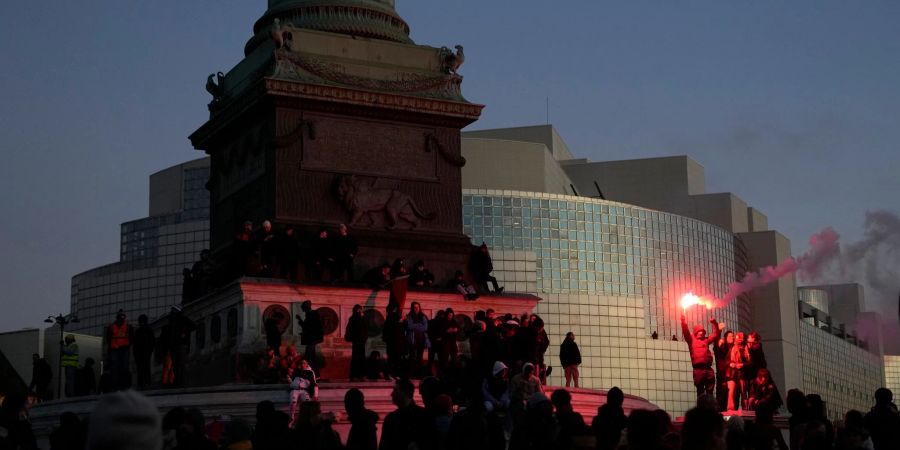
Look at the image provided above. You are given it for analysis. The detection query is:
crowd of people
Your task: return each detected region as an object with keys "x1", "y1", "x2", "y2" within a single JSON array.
[
  {"x1": 4, "y1": 378, "x2": 899, "y2": 450},
  {"x1": 27, "y1": 307, "x2": 197, "y2": 402},
  {"x1": 183, "y1": 221, "x2": 505, "y2": 303},
  {"x1": 680, "y1": 315, "x2": 779, "y2": 414}
]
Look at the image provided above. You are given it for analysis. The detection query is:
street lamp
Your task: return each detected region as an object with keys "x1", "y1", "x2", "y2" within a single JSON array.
[{"x1": 44, "y1": 313, "x2": 79, "y2": 399}]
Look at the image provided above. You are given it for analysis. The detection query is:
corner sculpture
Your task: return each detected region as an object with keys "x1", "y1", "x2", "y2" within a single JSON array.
[
  {"x1": 440, "y1": 45, "x2": 465, "y2": 74},
  {"x1": 205, "y1": 72, "x2": 225, "y2": 104},
  {"x1": 271, "y1": 18, "x2": 293, "y2": 51},
  {"x1": 336, "y1": 175, "x2": 435, "y2": 230}
]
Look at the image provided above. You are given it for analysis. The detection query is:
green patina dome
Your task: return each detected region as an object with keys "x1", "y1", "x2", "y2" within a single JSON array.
[{"x1": 246, "y1": 0, "x2": 412, "y2": 55}]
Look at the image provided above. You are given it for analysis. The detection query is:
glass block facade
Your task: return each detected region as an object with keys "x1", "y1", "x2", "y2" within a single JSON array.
[
  {"x1": 798, "y1": 321, "x2": 885, "y2": 421},
  {"x1": 70, "y1": 163, "x2": 210, "y2": 336},
  {"x1": 885, "y1": 356, "x2": 900, "y2": 398},
  {"x1": 463, "y1": 189, "x2": 748, "y2": 414},
  {"x1": 462, "y1": 189, "x2": 747, "y2": 338}
]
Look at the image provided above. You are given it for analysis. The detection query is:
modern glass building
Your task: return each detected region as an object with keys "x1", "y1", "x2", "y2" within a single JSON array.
[
  {"x1": 69, "y1": 158, "x2": 210, "y2": 335},
  {"x1": 463, "y1": 189, "x2": 750, "y2": 414}
]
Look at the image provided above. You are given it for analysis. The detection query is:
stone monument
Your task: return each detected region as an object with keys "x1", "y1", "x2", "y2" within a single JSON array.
[{"x1": 190, "y1": 0, "x2": 484, "y2": 281}]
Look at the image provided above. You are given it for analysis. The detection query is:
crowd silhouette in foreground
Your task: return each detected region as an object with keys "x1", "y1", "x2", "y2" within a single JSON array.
[{"x1": 2, "y1": 381, "x2": 899, "y2": 450}]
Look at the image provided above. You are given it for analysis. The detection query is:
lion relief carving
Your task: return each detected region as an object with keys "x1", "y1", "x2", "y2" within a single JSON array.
[{"x1": 336, "y1": 175, "x2": 435, "y2": 230}]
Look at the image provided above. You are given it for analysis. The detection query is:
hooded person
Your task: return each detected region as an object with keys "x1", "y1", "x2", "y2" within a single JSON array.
[
  {"x1": 86, "y1": 390, "x2": 161, "y2": 450},
  {"x1": 481, "y1": 361, "x2": 510, "y2": 413},
  {"x1": 680, "y1": 315, "x2": 721, "y2": 397}
]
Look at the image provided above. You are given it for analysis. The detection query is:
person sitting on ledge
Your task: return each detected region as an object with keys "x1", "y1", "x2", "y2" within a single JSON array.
[
  {"x1": 450, "y1": 270, "x2": 479, "y2": 300},
  {"x1": 288, "y1": 358, "x2": 318, "y2": 428},
  {"x1": 409, "y1": 260, "x2": 435, "y2": 288},
  {"x1": 471, "y1": 243, "x2": 504, "y2": 295}
]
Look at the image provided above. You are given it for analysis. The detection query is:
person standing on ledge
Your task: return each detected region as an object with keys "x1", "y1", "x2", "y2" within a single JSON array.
[
  {"x1": 61, "y1": 334, "x2": 79, "y2": 398},
  {"x1": 296, "y1": 300, "x2": 324, "y2": 376},
  {"x1": 345, "y1": 304, "x2": 369, "y2": 381},
  {"x1": 332, "y1": 223, "x2": 358, "y2": 283},
  {"x1": 680, "y1": 314, "x2": 721, "y2": 398},
  {"x1": 133, "y1": 314, "x2": 155, "y2": 390},
  {"x1": 559, "y1": 331, "x2": 582, "y2": 388},
  {"x1": 105, "y1": 310, "x2": 134, "y2": 391}
]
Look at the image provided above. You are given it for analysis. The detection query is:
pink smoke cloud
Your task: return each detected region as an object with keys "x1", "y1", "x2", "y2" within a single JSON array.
[{"x1": 715, "y1": 227, "x2": 841, "y2": 306}]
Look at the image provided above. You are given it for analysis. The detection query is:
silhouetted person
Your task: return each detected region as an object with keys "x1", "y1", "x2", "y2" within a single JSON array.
[
  {"x1": 807, "y1": 393, "x2": 834, "y2": 448},
  {"x1": 190, "y1": 249, "x2": 216, "y2": 298},
  {"x1": 233, "y1": 220, "x2": 255, "y2": 277},
  {"x1": 552, "y1": 389, "x2": 589, "y2": 450},
  {"x1": 258, "y1": 219, "x2": 277, "y2": 276},
  {"x1": 252, "y1": 400, "x2": 292, "y2": 450},
  {"x1": 471, "y1": 243, "x2": 503, "y2": 294},
  {"x1": 0, "y1": 392, "x2": 38, "y2": 449},
  {"x1": 29, "y1": 353, "x2": 52, "y2": 401},
  {"x1": 345, "y1": 388, "x2": 378, "y2": 450},
  {"x1": 451, "y1": 270, "x2": 479, "y2": 300},
  {"x1": 626, "y1": 409, "x2": 667, "y2": 450},
  {"x1": 383, "y1": 304, "x2": 406, "y2": 379},
  {"x1": 75, "y1": 357, "x2": 97, "y2": 396},
  {"x1": 379, "y1": 379, "x2": 431, "y2": 450},
  {"x1": 560, "y1": 331, "x2": 582, "y2": 388},
  {"x1": 345, "y1": 304, "x2": 369, "y2": 381},
  {"x1": 409, "y1": 260, "x2": 435, "y2": 288},
  {"x1": 61, "y1": 334, "x2": 79, "y2": 398},
  {"x1": 786, "y1": 389, "x2": 809, "y2": 450},
  {"x1": 105, "y1": 309, "x2": 133, "y2": 390},
  {"x1": 163, "y1": 305, "x2": 195, "y2": 388},
  {"x1": 310, "y1": 228, "x2": 333, "y2": 281},
  {"x1": 680, "y1": 407, "x2": 725, "y2": 450},
  {"x1": 865, "y1": 387, "x2": 900, "y2": 450},
  {"x1": 276, "y1": 225, "x2": 301, "y2": 280},
  {"x1": 291, "y1": 401, "x2": 341, "y2": 450},
  {"x1": 332, "y1": 223, "x2": 358, "y2": 282},
  {"x1": 134, "y1": 314, "x2": 155, "y2": 390},
  {"x1": 680, "y1": 315, "x2": 721, "y2": 397},
  {"x1": 296, "y1": 300, "x2": 324, "y2": 375},
  {"x1": 593, "y1": 386, "x2": 627, "y2": 450},
  {"x1": 747, "y1": 368, "x2": 782, "y2": 412},
  {"x1": 49, "y1": 411, "x2": 85, "y2": 450},
  {"x1": 713, "y1": 328, "x2": 733, "y2": 412}
]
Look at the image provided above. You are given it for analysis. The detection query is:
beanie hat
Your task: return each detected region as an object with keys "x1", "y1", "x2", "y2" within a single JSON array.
[
  {"x1": 87, "y1": 390, "x2": 161, "y2": 450},
  {"x1": 522, "y1": 362, "x2": 535, "y2": 373},
  {"x1": 693, "y1": 325, "x2": 705, "y2": 335},
  {"x1": 492, "y1": 361, "x2": 508, "y2": 376}
]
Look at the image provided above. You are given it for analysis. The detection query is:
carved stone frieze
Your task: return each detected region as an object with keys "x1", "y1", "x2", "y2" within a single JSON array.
[
  {"x1": 265, "y1": 78, "x2": 484, "y2": 119},
  {"x1": 271, "y1": 51, "x2": 466, "y2": 101}
]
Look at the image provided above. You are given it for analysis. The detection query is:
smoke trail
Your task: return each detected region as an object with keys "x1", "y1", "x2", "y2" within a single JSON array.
[{"x1": 716, "y1": 227, "x2": 840, "y2": 306}]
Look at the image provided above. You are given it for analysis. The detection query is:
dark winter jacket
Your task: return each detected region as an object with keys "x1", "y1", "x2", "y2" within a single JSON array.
[
  {"x1": 345, "y1": 313, "x2": 369, "y2": 344},
  {"x1": 680, "y1": 317, "x2": 720, "y2": 368},
  {"x1": 346, "y1": 408, "x2": 379, "y2": 450},
  {"x1": 299, "y1": 309, "x2": 324, "y2": 345},
  {"x1": 559, "y1": 338, "x2": 582, "y2": 366}
]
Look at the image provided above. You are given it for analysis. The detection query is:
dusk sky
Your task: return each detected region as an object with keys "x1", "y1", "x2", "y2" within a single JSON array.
[{"x1": 1, "y1": 1, "x2": 898, "y2": 332}]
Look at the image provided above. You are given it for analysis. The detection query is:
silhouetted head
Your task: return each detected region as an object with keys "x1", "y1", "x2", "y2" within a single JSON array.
[
  {"x1": 874, "y1": 387, "x2": 893, "y2": 405},
  {"x1": 344, "y1": 388, "x2": 365, "y2": 414},
  {"x1": 301, "y1": 300, "x2": 312, "y2": 312},
  {"x1": 607, "y1": 386, "x2": 625, "y2": 408}
]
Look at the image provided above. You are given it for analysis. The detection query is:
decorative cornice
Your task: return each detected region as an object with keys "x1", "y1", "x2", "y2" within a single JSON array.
[
  {"x1": 271, "y1": 50, "x2": 466, "y2": 101},
  {"x1": 264, "y1": 78, "x2": 484, "y2": 120}
]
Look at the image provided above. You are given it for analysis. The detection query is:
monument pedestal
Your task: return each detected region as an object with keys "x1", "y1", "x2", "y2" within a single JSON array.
[{"x1": 169, "y1": 278, "x2": 540, "y2": 385}]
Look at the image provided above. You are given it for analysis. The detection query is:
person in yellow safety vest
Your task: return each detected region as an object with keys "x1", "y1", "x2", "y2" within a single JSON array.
[
  {"x1": 105, "y1": 310, "x2": 134, "y2": 390},
  {"x1": 62, "y1": 334, "x2": 79, "y2": 397}
]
